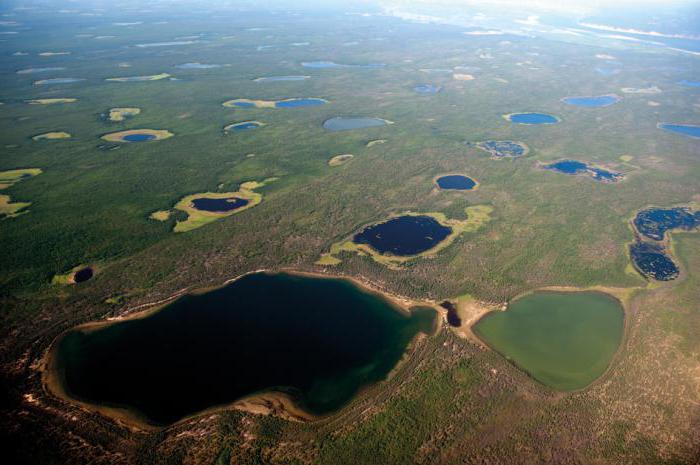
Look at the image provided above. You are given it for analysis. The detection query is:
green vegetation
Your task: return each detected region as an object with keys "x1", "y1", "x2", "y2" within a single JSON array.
[
  {"x1": 0, "y1": 168, "x2": 42, "y2": 218},
  {"x1": 1, "y1": 7, "x2": 699, "y2": 464}
]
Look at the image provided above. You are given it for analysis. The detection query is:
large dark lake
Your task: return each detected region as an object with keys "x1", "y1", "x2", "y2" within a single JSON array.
[{"x1": 52, "y1": 273, "x2": 435, "y2": 425}]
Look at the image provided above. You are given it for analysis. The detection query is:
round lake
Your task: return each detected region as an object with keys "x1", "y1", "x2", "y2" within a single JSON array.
[
  {"x1": 51, "y1": 273, "x2": 436, "y2": 425},
  {"x1": 353, "y1": 215, "x2": 452, "y2": 256},
  {"x1": 323, "y1": 117, "x2": 389, "y2": 132},
  {"x1": 436, "y1": 175, "x2": 477, "y2": 190},
  {"x1": 474, "y1": 291, "x2": 624, "y2": 391},
  {"x1": 506, "y1": 113, "x2": 559, "y2": 124}
]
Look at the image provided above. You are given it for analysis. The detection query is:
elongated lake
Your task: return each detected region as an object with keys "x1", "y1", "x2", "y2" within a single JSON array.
[
  {"x1": 50, "y1": 273, "x2": 435, "y2": 425},
  {"x1": 658, "y1": 123, "x2": 700, "y2": 139}
]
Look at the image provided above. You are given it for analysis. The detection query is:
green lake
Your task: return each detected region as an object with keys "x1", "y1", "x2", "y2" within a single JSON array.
[{"x1": 474, "y1": 291, "x2": 624, "y2": 391}]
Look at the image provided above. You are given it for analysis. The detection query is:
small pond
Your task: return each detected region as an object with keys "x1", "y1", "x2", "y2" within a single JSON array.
[
  {"x1": 435, "y1": 175, "x2": 477, "y2": 190},
  {"x1": 629, "y1": 241, "x2": 679, "y2": 281}
]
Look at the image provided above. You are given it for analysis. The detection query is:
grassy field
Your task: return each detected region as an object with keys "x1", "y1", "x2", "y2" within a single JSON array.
[{"x1": 0, "y1": 3, "x2": 698, "y2": 464}]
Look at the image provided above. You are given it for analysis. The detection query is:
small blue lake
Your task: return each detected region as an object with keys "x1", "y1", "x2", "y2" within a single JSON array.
[
  {"x1": 301, "y1": 61, "x2": 385, "y2": 69},
  {"x1": 506, "y1": 113, "x2": 559, "y2": 125},
  {"x1": 123, "y1": 134, "x2": 156, "y2": 142},
  {"x1": 679, "y1": 80, "x2": 700, "y2": 87},
  {"x1": 629, "y1": 242, "x2": 679, "y2": 281},
  {"x1": 563, "y1": 95, "x2": 620, "y2": 107},
  {"x1": 353, "y1": 215, "x2": 452, "y2": 256},
  {"x1": 275, "y1": 98, "x2": 326, "y2": 108},
  {"x1": 633, "y1": 207, "x2": 700, "y2": 241},
  {"x1": 436, "y1": 175, "x2": 477, "y2": 190},
  {"x1": 543, "y1": 160, "x2": 623, "y2": 182},
  {"x1": 323, "y1": 117, "x2": 389, "y2": 132},
  {"x1": 192, "y1": 197, "x2": 249, "y2": 212},
  {"x1": 476, "y1": 140, "x2": 528, "y2": 158},
  {"x1": 414, "y1": 84, "x2": 441, "y2": 94},
  {"x1": 658, "y1": 123, "x2": 700, "y2": 139}
]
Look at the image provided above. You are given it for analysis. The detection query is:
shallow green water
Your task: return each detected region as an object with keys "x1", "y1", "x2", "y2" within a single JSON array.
[{"x1": 474, "y1": 291, "x2": 624, "y2": 391}]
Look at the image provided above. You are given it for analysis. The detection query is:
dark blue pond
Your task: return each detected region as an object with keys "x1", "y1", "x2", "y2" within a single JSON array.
[
  {"x1": 507, "y1": 113, "x2": 559, "y2": 124},
  {"x1": 192, "y1": 197, "x2": 249, "y2": 212},
  {"x1": 633, "y1": 207, "x2": 700, "y2": 241},
  {"x1": 275, "y1": 98, "x2": 326, "y2": 108},
  {"x1": 414, "y1": 84, "x2": 441, "y2": 94},
  {"x1": 123, "y1": 134, "x2": 157, "y2": 142},
  {"x1": 436, "y1": 175, "x2": 477, "y2": 190},
  {"x1": 544, "y1": 160, "x2": 623, "y2": 182},
  {"x1": 659, "y1": 123, "x2": 700, "y2": 139},
  {"x1": 353, "y1": 215, "x2": 452, "y2": 256},
  {"x1": 563, "y1": 95, "x2": 620, "y2": 107},
  {"x1": 301, "y1": 61, "x2": 385, "y2": 69},
  {"x1": 323, "y1": 117, "x2": 389, "y2": 132},
  {"x1": 679, "y1": 80, "x2": 700, "y2": 87},
  {"x1": 73, "y1": 267, "x2": 93, "y2": 283},
  {"x1": 476, "y1": 140, "x2": 527, "y2": 158},
  {"x1": 629, "y1": 242, "x2": 679, "y2": 281}
]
